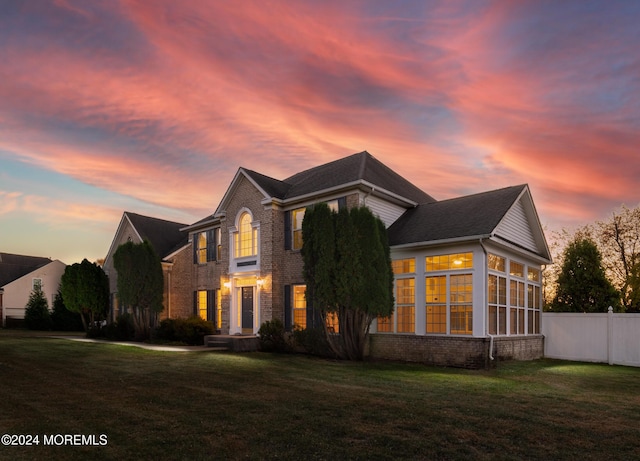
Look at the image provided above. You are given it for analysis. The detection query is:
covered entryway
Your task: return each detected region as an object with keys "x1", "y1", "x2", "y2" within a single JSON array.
[{"x1": 228, "y1": 275, "x2": 260, "y2": 335}]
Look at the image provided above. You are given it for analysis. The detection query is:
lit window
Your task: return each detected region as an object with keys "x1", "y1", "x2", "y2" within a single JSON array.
[
  {"x1": 290, "y1": 200, "x2": 339, "y2": 251},
  {"x1": 377, "y1": 315, "x2": 393, "y2": 333},
  {"x1": 392, "y1": 258, "x2": 415, "y2": 274},
  {"x1": 216, "y1": 289, "x2": 222, "y2": 329},
  {"x1": 197, "y1": 232, "x2": 207, "y2": 264},
  {"x1": 450, "y1": 274, "x2": 472, "y2": 335},
  {"x1": 377, "y1": 260, "x2": 415, "y2": 333},
  {"x1": 426, "y1": 274, "x2": 472, "y2": 335},
  {"x1": 426, "y1": 253, "x2": 473, "y2": 271},
  {"x1": 396, "y1": 278, "x2": 415, "y2": 333},
  {"x1": 293, "y1": 285, "x2": 306, "y2": 329},
  {"x1": 292, "y1": 208, "x2": 305, "y2": 250},
  {"x1": 197, "y1": 290, "x2": 207, "y2": 321},
  {"x1": 235, "y1": 212, "x2": 257, "y2": 258},
  {"x1": 510, "y1": 261, "x2": 524, "y2": 278},
  {"x1": 215, "y1": 228, "x2": 222, "y2": 260},
  {"x1": 326, "y1": 312, "x2": 339, "y2": 333},
  {"x1": 488, "y1": 254, "x2": 505, "y2": 272},
  {"x1": 426, "y1": 276, "x2": 446, "y2": 333}
]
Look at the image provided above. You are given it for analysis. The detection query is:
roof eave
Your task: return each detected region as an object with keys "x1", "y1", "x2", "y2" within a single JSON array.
[
  {"x1": 266, "y1": 180, "x2": 419, "y2": 209},
  {"x1": 390, "y1": 234, "x2": 492, "y2": 251}
]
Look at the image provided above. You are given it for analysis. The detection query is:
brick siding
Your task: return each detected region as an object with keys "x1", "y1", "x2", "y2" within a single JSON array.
[{"x1": 369, "y1": 334, "x2": 544, "y2": 369}]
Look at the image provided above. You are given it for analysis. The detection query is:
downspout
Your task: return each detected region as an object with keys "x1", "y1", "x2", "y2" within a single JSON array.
[{"x1": 479, "y1": 237, "x2": 495, "y2": 361}]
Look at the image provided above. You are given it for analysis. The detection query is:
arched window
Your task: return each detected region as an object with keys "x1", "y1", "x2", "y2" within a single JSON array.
[{"x1": 235, "y1": 212, "x2": 257, "y2": 258}]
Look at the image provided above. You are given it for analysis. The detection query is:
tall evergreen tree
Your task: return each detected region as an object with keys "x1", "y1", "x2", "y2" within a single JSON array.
[
  {"x1": 551, "y1": 237, "x2": 621, "y2": 312},
  {"x1": 60, "y1": 259, "x2": 109, "y2": 331},
  {"x1": 113, "y1": 240, "x2": 164, "y2": 340},
  {"x1": 302, "y1": 203, "x2": 394, "y2": 360},
  {"x1": 24, "y1": 286, "x2": 52, "y2": 330}
]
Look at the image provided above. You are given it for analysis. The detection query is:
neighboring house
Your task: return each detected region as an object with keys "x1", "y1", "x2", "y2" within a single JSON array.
[
  {"x1": 103, "y1": 212, "x2": 191, "y2": 322},
  {"x1": 0, "y1": 253, "x2": 66, "y2": 326},
  {"x1": 182, "y1": 151, "x2": 552, "y2": 367}
]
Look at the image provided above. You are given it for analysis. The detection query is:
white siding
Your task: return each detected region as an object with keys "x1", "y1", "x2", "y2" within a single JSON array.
[
  {"x1": 494, "y1": 198, "x2": 537, "y2": 253},
  {"x1": 1, "y1": 260, "x2": 66, "y2": 323},
  {"x1": 364, "y1": 195, "x2": 407, "y2": 227}
]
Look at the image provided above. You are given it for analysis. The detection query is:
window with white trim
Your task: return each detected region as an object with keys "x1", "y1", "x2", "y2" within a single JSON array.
[
  {"x1": 377, "y1": 258, "x2": 415, "y2": 333},
  {"x1": 234, "y1": 212, "x2": 258, "y2": 258},
  {"x1": 488, "y1": 253, "x2": 542, "y2": 336},
  {"x1": 425, "y1": 253, "x2": 473, "y2": 335}
]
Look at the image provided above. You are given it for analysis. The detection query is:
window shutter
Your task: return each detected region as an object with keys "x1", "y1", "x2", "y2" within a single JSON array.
[
  {"x1": 207, "y1": 290, "x2": 215, "y2": 325},
  {"x1": 284, "y1": 285, "x2": 291, "y2": 331},
  {"x1": 306, "y1": 294, "x2": 316, "y2": 329},
  {"x1": 193, "y1": 291, "x2": 198, "y2": 316},
  {"x1": 284, "y1": 210, "x2": 291, "y2": 250},
  {"x1": 207, "y1": 229, "x2": 216, "y2": 262},
  {"x1": 337, "y1": 196, "x2": 347, "y2": 210},
  {"x1": 193, "y1": 233, "x2": 198, "y2": 264}
]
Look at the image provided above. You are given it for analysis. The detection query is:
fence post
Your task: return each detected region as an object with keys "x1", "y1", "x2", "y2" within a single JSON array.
[{"x1": 607, "y1": 306, "x2": 613, "y2": 365}]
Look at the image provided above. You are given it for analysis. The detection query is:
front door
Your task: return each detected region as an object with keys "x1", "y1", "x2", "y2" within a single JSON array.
[{"x1": 241, "y1": 286, "x2": 253, "y2": 334}]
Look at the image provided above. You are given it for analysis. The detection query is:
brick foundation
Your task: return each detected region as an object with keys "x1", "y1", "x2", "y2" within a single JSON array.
[{"x1": 368, "y1": 334, "x2": 544, "y2": 369}]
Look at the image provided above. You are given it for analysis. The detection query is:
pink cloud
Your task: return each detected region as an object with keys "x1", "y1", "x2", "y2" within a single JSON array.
[{"x1": 0, "y1": 0, "x2": 637, "y2": 237}]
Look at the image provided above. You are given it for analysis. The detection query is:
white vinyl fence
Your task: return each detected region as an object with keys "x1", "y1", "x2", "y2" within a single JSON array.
[{"x1": 542, "y1": 308, "x2": 640, "y2": 367}]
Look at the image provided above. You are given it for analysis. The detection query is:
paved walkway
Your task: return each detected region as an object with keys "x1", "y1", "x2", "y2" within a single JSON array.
[{"x1": 51, "y1": 336, "x2": 213, "y2": 352}]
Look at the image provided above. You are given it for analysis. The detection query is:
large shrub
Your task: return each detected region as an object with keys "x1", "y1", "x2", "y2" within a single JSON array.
[
  {"x1": 102, "y1": 314, "x2": 136, "y2": 341},
  {"x1": 155, "y1": 317, "x2": 215, "y2": 345},
  {"x1": 50, "y1": 290, "x2": 84, "y2": 331},
  {"x1": 291, "y1": 325, "x2": 334, "y2": 357},
  {"x1": 258, "y1": 319, "x2": 289, "y2": 353},
  {"x1": 24, "y1": 287, "x2": 52, "y2": 331}
]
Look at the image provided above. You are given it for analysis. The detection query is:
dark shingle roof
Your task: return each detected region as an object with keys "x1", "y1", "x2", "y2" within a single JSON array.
[
  {"x1": 0, "y1": 253, "x2": 52, "y2": 287},
  {"x1": 125, "y1": 212, "x2": 189, "y2": 259},
  {"x1": 243, "y1": 169, "x2": 292, "y2": 198},
  {"x1": 189, "y1": 151, "x2": 435, "y2": 229},
  {"x1": 388, "y1": 185, "x2": 526, "y2": 246},
  {"x1": 281, "y1": 151, "x2": 435, "y2": 203},
  {"x1": 242, "y1": 151, "x2": 435, "y2": 203}
]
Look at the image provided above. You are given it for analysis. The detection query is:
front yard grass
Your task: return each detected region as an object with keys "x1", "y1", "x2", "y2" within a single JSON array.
[{"x1": 0, "y1": 330, "x2": 638, "y2": 460}]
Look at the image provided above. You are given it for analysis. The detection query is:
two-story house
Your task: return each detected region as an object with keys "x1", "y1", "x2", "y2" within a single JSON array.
[{"x1": 182, "y1": 151, "x2": 551, "y2": 367}]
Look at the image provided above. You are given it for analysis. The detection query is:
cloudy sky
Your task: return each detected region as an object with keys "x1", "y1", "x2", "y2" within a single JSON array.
[{"x1": 1, "y1": 0, "x2": 639, "y2": 264}]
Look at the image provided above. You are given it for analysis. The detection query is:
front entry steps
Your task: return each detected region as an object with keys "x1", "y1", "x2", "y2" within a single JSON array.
[{"x1": 204, "y1": 335, "x2": 259, "y2": 352}]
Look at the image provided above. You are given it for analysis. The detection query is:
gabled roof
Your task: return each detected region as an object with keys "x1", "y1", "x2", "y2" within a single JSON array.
[
  {"x1": 186, "y1": 151, "x2": 436, "y2": 231},
  {"x1": 280, "y1": 151, "x2": 435, "y2": 204},
  {"x1": 105, "y1": 213, "x2": 189, "y2": 266},
  {"x1": 124, "y1": 212, "x2": 189, "y2": 259},
  {"x1": 387, "y1": 184, "x2": 550, "y2": 261},
  {"x1": 0, "y1": 253, "x2": 52, "y2": 287}
]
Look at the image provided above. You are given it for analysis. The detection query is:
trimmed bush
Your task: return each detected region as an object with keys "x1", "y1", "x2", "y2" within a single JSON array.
[
  {"x1": 155, "y1": 317, "x2": 215, "y2": 345},
  {"x1": 258, "y1": 319, "x2": 289, "y2": 353}
]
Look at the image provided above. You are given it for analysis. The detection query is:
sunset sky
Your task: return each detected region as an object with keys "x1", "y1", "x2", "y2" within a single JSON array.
[{"x1": 1, "y1": 0, "x2": 639, "y2": 264}]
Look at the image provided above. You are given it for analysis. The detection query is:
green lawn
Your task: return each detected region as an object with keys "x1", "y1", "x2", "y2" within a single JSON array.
[{"x1": 0, "y1": 330, "x2": 639, "y2": 461}]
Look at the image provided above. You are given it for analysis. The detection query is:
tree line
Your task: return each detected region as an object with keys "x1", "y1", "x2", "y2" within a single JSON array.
[
  {"x1": 25, "y1": 241, "x2": 165, "y2": 340},
  {"x1": 547, "y1": 204, "x2": 640, "y2": 313}
]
